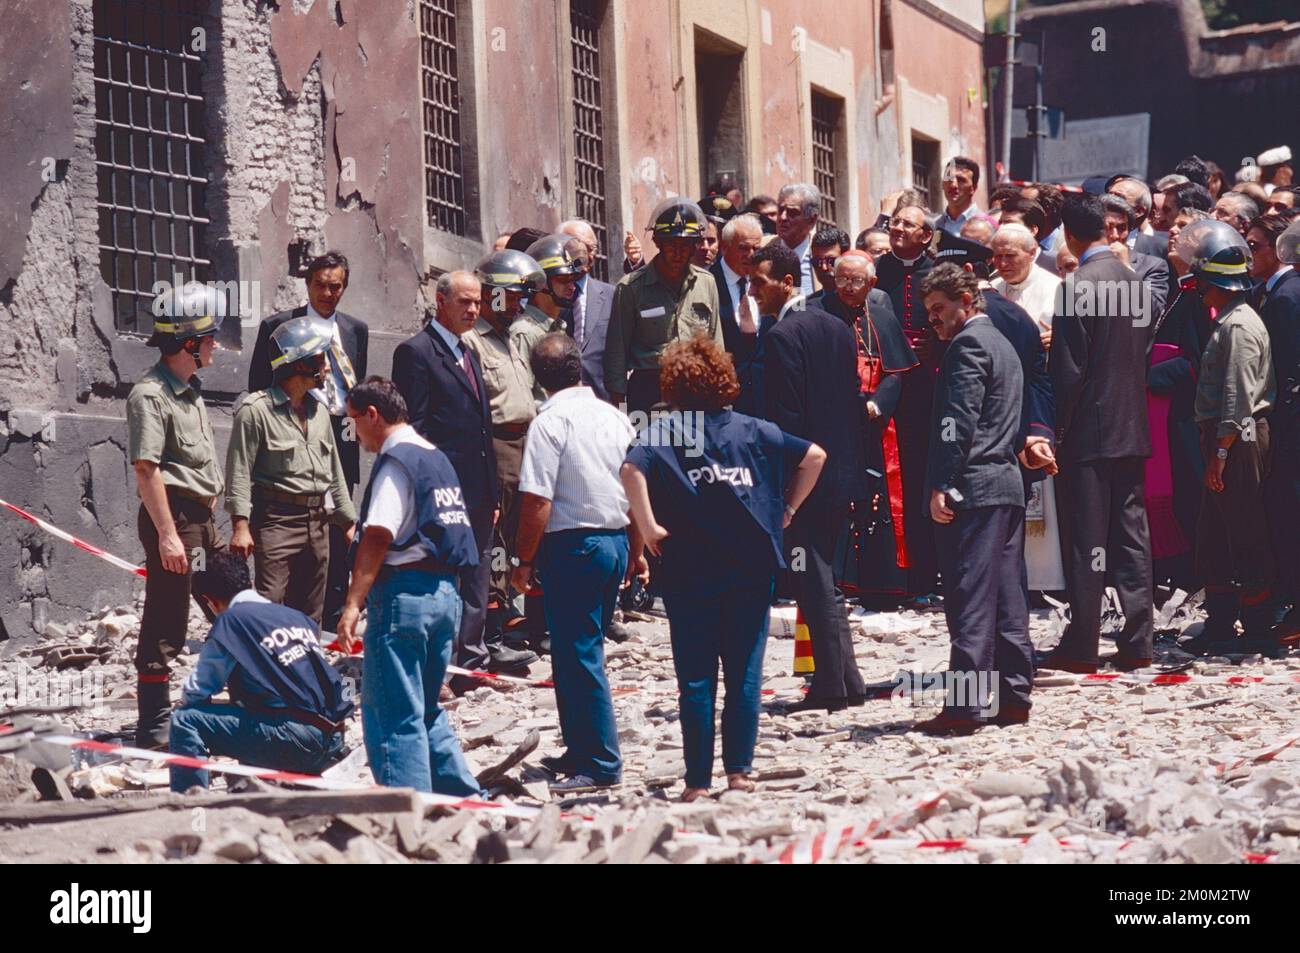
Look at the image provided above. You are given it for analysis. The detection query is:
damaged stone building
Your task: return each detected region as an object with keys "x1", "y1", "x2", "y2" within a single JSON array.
[{"x1": 0, "y1": 0, "x2": 986, "y2": 642}]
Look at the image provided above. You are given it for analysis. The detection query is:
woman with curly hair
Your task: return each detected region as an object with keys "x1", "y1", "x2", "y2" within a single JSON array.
[{"x1": 620, "y1": 333, "x2": 825, "y2": 801}]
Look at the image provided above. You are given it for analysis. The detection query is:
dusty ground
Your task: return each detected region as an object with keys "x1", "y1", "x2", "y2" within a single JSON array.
[{"x1": 1, "y1": 591, "x2": 1298, "y2": 864}]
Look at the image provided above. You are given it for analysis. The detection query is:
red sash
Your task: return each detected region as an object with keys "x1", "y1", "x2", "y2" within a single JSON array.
[{"x1": 856, "y1": 321, "x2": 909, "y2": 569}]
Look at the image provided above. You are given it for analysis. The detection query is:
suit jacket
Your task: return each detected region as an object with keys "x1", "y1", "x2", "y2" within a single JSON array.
[
  {"x1": 761, "y1": 298, "x2": 867, "y2": 511},
  {"x1": 1050, "y1": 249, "x2": 1152, "y2": 462},
  {"x1": 984, "y1": 290, "x2": 1055, "y2": 489},
  {"x1": 1261, "y1": 269, "x2": 1300, "y2": 433},
  {"x1": 732, "y1": 313, "x2": 777, "y2": 417},
  {"x1": 391, "y1": 320, "x2": 498, "y2": 520},
  {"x1": 577, "y1": 277, "x2": 614, "y2": 401},
  {"x1": 926, "y1": 316, "x2": 1025, "y2": 509},
  {"x1": 1134, "y1": 231, "x2": 1167, "y2": 260},
  {"x1": 248, "y1": 306, "x2": 369, "y2": 488},
  {"x1": 1129, "y1": 250, "x2": 1171, "y2": 325}
]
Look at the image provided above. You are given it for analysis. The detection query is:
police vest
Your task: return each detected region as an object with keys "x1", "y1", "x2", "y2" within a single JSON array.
[
  {"x1": 635, "y1": 410, "x2": 798, "y2": 584},
  {"x1": 356, "y1": 441, "x2": 479, "y2": 569},
  {"x1": 209, "y1": 601, "x2": 354, "y2": 724}
]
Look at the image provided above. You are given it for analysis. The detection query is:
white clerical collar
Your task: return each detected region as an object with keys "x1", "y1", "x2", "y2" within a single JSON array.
[{"x1": 894, "y1": 252, "x2": 924, "y2": 267}]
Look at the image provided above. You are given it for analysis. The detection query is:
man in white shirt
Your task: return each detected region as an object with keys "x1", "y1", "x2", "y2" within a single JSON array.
[
  {"x1": 935, "y1": 157, "x2": 983, "y2": 237},
  {"x1": 512, "y1": 333, "x2": 636, "y2": 791},
  {"x1": 336, "y1": 377, "x2": 482, "y2": 796},
  {"x1": 776, "y1": 182, "x2": 821, "y2": 296},
  {"x1": 990, "y1": 223, "x2": 1061, "y2": 345}
]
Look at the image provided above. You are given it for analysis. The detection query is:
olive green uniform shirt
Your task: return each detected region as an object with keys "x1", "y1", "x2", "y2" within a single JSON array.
[
  {"x1": 602, "y1": 262, "x2": 721, "y2": 396},
  {"x1": 463, "y1": 316, "x2": 542, "y2": 425},
  {"x1": 224, "y1": 386, "x2": 356, "y2": 526},
  {"x1": 1195, "y1": 299, "x2": 1276, "y2": 439},
  {"x1": 126, "y1": 362, "x2": 223, "y2": 499}
]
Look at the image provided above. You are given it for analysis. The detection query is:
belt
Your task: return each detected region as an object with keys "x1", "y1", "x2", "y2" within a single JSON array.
[
  {"x1": 379, "y1": 556, "x2": 459, "y2": 577},
  {"x1": 254, "y1": 487, "x2": 326, "y2": 508},
  {"x1": 246, "y1": 702, "x2": 345, "y2": 735},
  {"x1": 166, "y1": 486, "x2": 216, "y2": 509},
  {"x1": 493, "y1": 422, "x2": 530, "y2": 438}
]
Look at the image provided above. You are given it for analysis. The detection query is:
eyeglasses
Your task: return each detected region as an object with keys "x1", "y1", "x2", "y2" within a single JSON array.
[
  {"x1": 1246, "y1": 239, "x2": 1262, "y2": 251},
  {"x1": 812, "y1": 256, "x2": 839, "y2": 268},
  {"x1": 834, "y1": 276, "x2": 869, "y2": 289}
]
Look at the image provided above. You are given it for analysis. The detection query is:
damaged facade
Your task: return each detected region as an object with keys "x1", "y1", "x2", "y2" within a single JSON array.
[{"x1": 0, "y1": 0, "x2": 985, "y2": 642}]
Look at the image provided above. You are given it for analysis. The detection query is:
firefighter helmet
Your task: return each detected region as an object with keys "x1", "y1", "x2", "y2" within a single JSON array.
[
  {"x1": 146, "y1": 282, "x2": 227, "y2": 347},
  {"x1": 1176, "y1": 219, "x2": 1253, "y2": 292},
  {"x1": 646, "y1": 198, "x2": 708, "y2": 239},
  {"x1": 474, "y1": 249, "x2": 546, "y2": 294}
]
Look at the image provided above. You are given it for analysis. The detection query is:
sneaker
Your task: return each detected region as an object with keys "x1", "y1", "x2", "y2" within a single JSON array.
[{"x1": 548, "y1": 774, "x2": 618, "y2": 793}]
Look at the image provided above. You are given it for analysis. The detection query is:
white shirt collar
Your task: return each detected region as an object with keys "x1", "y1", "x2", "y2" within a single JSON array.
[
  {"x1": 777, "y1": 294, "x2": 807, "y2": 323},
  {"x1": 379, "y1": 423, "x2": 418, "y2": 455},
  {"x1": 719, "y1": 257, "x2": 743, "y2": 287},
  {"x1": 427, "y1": 316, "x2": 464, "y2": 355},
  {"x1": 229, "y1": 589, "x2": 272, "y2": 607},
  {"x1": 538, "y1": 384, "x2": 594, "y2": 412},
  {"x1": 893, "y1": 251, "x2": 924, "y2": 268},
  {"x1": 1267, "y1": 265, "x2": 1294, "y2": 291},
  {"x1": 792, "y1": 234, "x2": 812, "y2": 260},
  {"x1": 306, "y1": 303, "x2": 336, "y2": 324}
]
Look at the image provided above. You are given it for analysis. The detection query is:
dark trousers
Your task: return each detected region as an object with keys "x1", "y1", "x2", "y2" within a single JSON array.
[
  {"x1": 626, "y1": 368, "x2": 663, "y2": 418},
  {"x1": 136, "y1": 498, "x2": 225, "y2": 678},
  {"x1": 490, "y1": 432, "x2": 526, "y2": 613},
  {"x1": 323, "y1": 520, "x2": 351, "y2": 632},
  {"x1": 1197, "y1": 419, "x2": 1273, "y2": 593},
  {"x1": 1265, "y1": 415, "x2": 1300, "y2": 602},
  {"x1": 786, "y1": 503, "x2": 865, "y2": 701},
  {"x1": 251, "y1": 500, "x2": 330, "y2": 625},
  {"x1": 663, "y1": 577, "x2": 772, "y2": 789},
  {"x1": 169, "y1": 702, "x2": 342, "y2": 792},
  {"x1": 895, "y1": 386, "x2": 939, "y2": 595},
  {"x1": 539, "y1": 528, "x2": 627, "y2": 783},
  {"x1": 453, "y1": 507, "x2": 494, "y2": 679},
  {"x1": 1055, "y1": 456, "x2": 1154, "y2": 664},
  {"x1": 934, "y1": 505, "x2": 1033, "y2": 716}
]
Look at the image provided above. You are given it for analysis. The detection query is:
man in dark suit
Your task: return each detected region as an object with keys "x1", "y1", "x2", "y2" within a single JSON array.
[
  {"x1": 1252, "y1": 214, "x2": 1300, "y2": 640},
  {"x1": 709, "y1": 213, "x2": 764, "y2": 356},
  {"x1": 248, "y1": 251, "x2": 368, "y2": 632},
  {"x1": 1107, "y1": 175, "x2": 1168, "y2": 260},
  {"x1": 559, "y1": 220, "x2": 615, "y2": 400},
  {"x1": 1047, "y1": 195, "x2": 1154, "y2": 673},
  {"x1": 755, "y1": 240, "x2": 867, "y2": 712},
  {"x1": 1101, "y1": 195, "x2": 1171, "y2": 321},
  {"x1": 391, "y1": 271, "x2": 514, "y2": 684},
  {"x1": 918, "y1": 264, "x2": 1032, "y2": 733}
]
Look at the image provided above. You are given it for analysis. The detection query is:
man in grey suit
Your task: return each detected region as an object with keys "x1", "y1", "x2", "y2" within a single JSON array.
[
  {"x1": 1047, "y1": 195, "x2": 1155, "y2": 674},
  {"x1": 917, "y1": 264, "x2": 1032, "y2": 734},
  {"x1": 1101, "y1": 195, "x2": 1170, "y2": 321},
  {"x1": 559, "y1": 219, "x2": 614, "y2": 400}
]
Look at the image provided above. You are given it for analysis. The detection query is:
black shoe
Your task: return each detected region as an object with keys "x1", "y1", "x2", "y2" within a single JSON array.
[
  {"x1": 487, "y1": 642, "x2": 539, "y2": 672},
  {"x1": 134, "y1": 679, "x2": 171, "y2": 750},
  {"x1": 780, "y1": 696, "x2": 847, "y2": 714},
  {"x1": 605, "y1": 620, "x2": 632, "y2": 643},
  {"x1": 539, "y1": 754, "x2": 576, "y2": 775}
]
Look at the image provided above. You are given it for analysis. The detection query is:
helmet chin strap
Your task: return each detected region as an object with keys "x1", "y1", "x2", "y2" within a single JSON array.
[{"x1": 184, "y1": 337, "x2": 203, "y2": 370}]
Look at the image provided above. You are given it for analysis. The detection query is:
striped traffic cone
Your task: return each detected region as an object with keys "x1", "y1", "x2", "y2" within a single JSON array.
[{"x1": 793, "y1": 606, "x2": 815, "y2": 676}]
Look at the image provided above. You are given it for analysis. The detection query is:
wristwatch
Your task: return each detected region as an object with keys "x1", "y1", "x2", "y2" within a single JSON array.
[
  {"x1": 784, "y1": 503, "x2": 798, "y2": 518},
  {"x1": 509, "y1": 556, "x2": 532, "y2": 568},
  {"x1": 1216, "y1": 447, "x2": 1229, "y2": 460}
]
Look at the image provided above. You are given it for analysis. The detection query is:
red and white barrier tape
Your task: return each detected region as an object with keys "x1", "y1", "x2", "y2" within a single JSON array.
[
  {"x1": 1047, "y1": 671, "x2": 1300, "y2": 687},
  {"x1": 0, "y1": 498, "x2": 146, "y2": 578},
  {"x1": 1217, "y1": 731, "x2": 1300, "y2": 775}
]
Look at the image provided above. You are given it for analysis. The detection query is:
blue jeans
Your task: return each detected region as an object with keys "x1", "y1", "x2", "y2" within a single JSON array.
[
  {"x1": 663, "y1": 577, "x2": 773, "y2": 789},
  {"x1": 362, "y1": 568, "x2": 482, "y2": 795},
  {"x1": 540, "y1": 528, "x2": 627, "y2": 783},
  {"x1": 169, "y1": 702, "x2": 343, "y2": 793}
]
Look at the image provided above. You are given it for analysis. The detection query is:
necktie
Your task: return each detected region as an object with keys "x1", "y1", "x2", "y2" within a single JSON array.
[
  {"x1": 324, "y1": 323, "x2": 356, "y2": 415},
  {"x1": 460, "y1": 347, "x2": 480, "y2": 400},
  {"x1": 737, "y1": 277, "x2": 757, "y2": 333},
  {"x1": 573, "y1": 285, "x2": 585, "y2": 350}
]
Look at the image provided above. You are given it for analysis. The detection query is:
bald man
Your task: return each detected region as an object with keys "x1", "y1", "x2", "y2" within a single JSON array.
[{"x1": 392, "y1": 271, "x2": 512, "y2": 684}]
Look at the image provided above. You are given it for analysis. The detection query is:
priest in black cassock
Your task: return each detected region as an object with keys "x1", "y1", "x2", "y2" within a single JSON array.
[
  {"x1": 817, "y1": 251, "x2": 920, "y2": 600},
  {"x1": 874, "y1": 205, "x2": 940, "y2": 601}
]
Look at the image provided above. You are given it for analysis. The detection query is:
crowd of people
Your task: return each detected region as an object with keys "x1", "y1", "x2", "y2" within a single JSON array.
[{"x1": 123, "y1": 143, "x2": 1300, "y2": 798}]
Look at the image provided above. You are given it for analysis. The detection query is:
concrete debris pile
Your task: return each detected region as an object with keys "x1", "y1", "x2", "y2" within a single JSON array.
[{"x1": 2, "y1": 596, "x2": 1299, "y2": 863}]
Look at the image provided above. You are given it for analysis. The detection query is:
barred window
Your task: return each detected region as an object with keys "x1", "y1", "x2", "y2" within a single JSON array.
[
  {"x1": 93, "y1": 0, "x2": 210, "y2": 336},
  {"x1": 419, "y1": 0, "x2": 468, "y2": 237},
  {"x1": 570, "y1": 0, "x2": 608, "y2": 281},
  {"x1": 810, "y1": 91, "x2": 842, "y2": 228}
]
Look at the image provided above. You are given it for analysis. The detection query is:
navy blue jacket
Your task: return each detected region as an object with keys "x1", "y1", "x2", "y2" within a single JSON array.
[{"x1": 984, "y1": 290, "x2": 1055, "y2": 486}]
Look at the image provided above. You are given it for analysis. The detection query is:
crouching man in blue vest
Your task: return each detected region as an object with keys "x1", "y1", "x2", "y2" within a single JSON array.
[
  {"x1": 169, "y1": 550, "x2": 353, "y2": 793},
  {"x1": 336, "y1": 376, "x2": 483, "y2": 795}
]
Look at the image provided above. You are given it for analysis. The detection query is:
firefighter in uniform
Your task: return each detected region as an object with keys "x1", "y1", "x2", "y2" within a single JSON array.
[
  {"x1": 225, "y1": 315, "x2": 357, "y2": 626},
  {"x1": 1178, "y1": 220, "x2": 1278, "y2": 654},
  {"x1": 519, "y1": 233, "x2": 585, "y2": 349},
  {"x1": 127, "y1": 283, "x2": 228, "y2": 749},
  {"x1": 462, "y1": 250, "x2": 546, "y2": 668},
  {"x1": 603, "y1": 199, "x2": 722, "y2": 415}
]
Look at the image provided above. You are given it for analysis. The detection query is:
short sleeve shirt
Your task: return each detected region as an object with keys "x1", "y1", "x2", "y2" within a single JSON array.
[{"x1": 127, "y1": 362, "x2": 223, "y2": 498}]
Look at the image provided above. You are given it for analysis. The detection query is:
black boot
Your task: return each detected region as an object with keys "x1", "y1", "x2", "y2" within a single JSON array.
[
  {"x1": 135, "y1": 679, "x2": 172, "y2": 750},
  {"x1": 1238, "y1": 591, "x2": 1285, "y2": 655},
  {"x1": 1182, "y1": 590, "x2": 1238, "y2": 655}
]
